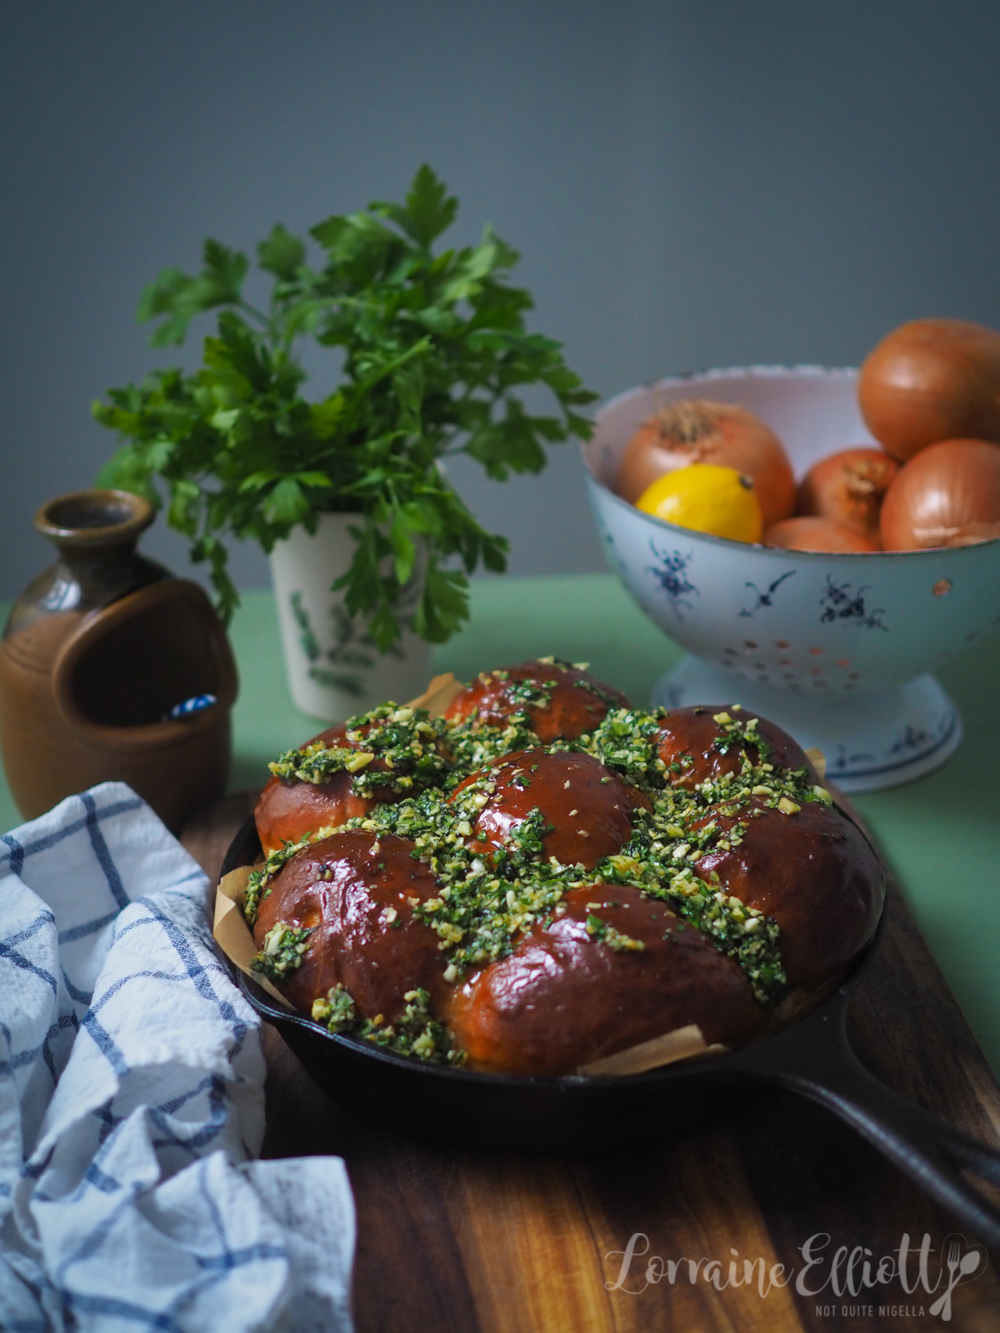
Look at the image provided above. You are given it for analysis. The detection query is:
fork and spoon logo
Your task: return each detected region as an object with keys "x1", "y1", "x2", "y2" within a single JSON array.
[{"x1": 929, "y1": 1234, "x2": 987, "y2": 1322}]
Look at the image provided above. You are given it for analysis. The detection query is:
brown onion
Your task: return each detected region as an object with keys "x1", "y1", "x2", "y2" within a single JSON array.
[
  {"x1": 617, "y1": 399, "x2": 795, "y2": 527},
  {"x1": 858, "y1": 318, "x2": 1000, "y2": 461},
  {"x1": 879, "y1": 438, "x2": 1000, "y2": 550},
  {"x1": 796, "y1": 447, "x2": 900, "y2": 543},
  {"x1": 764, "y1": 516, "x2": 880, "y2": 553}
]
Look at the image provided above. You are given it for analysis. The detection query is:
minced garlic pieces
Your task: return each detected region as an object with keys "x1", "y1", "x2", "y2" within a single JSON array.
[{"x1": 345, "y1": 751, "x2": 375, "y2": 772}]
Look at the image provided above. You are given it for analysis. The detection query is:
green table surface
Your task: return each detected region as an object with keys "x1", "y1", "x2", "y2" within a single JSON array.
[{"x1": 2, "y1": 573, "x2": 999, "y2": 1075}]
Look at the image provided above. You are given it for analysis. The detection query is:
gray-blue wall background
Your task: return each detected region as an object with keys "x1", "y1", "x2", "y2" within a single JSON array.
[{"x1": 4, "y1": 1, "x2": 1000, "y2": 599}]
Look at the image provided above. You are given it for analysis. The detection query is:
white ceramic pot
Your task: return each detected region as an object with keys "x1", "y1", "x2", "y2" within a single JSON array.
[
  {"x1": 583, "y1": 366, "x2": 1000, "y2": 791},
  {"x1": 269, "y1": 513, "x2": 431, "y2": 722}
]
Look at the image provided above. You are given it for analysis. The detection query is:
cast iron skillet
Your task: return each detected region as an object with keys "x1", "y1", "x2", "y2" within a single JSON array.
[{"x1": 223, "y1": 815, "x2": 1000, "y2": 1247}]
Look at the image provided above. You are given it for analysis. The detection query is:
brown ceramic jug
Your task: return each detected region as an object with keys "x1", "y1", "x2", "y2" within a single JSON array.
[{"x1": 0, "y1": 490, "x2": 238, "y2": 831}]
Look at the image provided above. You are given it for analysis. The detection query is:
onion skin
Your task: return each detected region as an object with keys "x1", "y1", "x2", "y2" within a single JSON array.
[
  {"x1": 617, "y1": 399, "x2": 795, "y2": 527},
  {"x1": 764, "y1": 516, "x2": 880, "y2": 553},
  {"x1": 879, "y1": 438, "x2": 1000, "y2": 550},
  {"x1": 796, "y1": 448, "x2": 899, "y2": 543},
  {"x1": 858, "y1": 318, "x2": 1000, "y2": 461}
]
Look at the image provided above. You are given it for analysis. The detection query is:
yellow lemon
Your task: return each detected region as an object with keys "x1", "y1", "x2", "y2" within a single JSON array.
[{"x1": 636, "y1": 464, "x2": 763, "y2": 543}]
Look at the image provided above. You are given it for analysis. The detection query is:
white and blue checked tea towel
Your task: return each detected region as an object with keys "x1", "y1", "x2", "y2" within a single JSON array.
[{"x1": 0, "y1": 782, "x2": 354, "y2": 1332}]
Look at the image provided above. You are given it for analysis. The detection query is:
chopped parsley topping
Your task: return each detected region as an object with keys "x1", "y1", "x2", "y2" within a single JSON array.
[
  {"x1": 251, "y1": 921, "x2": 312, "y2": 982},
  {"x1": 444, "y1": 714, "x2": 549, "y2": 778},
  {"x1": 311, "y1": 982, "x2": 356, "y2": 1031},
  {"x1": 585, "y1": 914, "x2": 645, "y2": 952},
  {"x1": 311, "y1": 984, "x2": 464, "y2": 1064},
  {"x1": 599, "y1": 840, "x2": 785, "y2": 1003},
  {"x1": 500, "y1": 675, "x2": 558, "y2": 710},
  {"x1": 269, "y1": 703, "x2": 449, "y2": 798},
  {"x1": 712, "y1": 710, "x2": 770, "y2": 759},
  {"x1": 338, "y1": 760, "x2": 795, "y2": 1001},
  {"x1": 584, "y1": 707, "x2": 667, "y2": 789},
  {"x1": 571, "y1": 673, "x2": 624, "y2": 707}
]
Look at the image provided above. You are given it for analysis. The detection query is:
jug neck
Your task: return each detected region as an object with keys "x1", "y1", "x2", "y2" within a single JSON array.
[
  {"x1": 36, "y1": 489, "x2": 154, "y2": 562},
  {"x1": 3, "y1": 490, "x2": 168, "y2": 639},
  {"x1": 38, "y1": 490, "x2": 166, "y2": 603}
]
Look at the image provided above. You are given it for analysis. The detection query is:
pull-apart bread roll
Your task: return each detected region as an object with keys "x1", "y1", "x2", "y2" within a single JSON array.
[
  {"x1": 449, "y1": 885, "x2": 762, "y2": 1077},
  {"x1": 653, "y1": 705, "x2": 821, "y2": 788},
  {"x1": 449, "y1": 749, "x2": 650, "y2": 870},
  {"x1": 692, "y1": 799, "x2": 882, "y2": 989},
  {"x1": 246, "y1": 664, "x2": 884, "y2": 1075},
  {"x1": 444, "y1": 658, "x2": 630, "y2": 742},
  {"x1": 255, "y1": 706, "x2": 449, "y2": 855},
  {"x1": 252, "y1": 830, "x2": 449, "y2": 1022}
]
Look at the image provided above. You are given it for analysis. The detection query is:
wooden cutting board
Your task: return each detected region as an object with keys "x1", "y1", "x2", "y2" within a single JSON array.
[{"x1": 183, "y1": 793, "x2": 1000, "y2": 1332}]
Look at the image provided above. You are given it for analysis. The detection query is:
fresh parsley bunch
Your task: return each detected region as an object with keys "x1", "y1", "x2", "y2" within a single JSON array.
[{"x1": 94, "y1": 165, "x2": 596, "y2": 647}]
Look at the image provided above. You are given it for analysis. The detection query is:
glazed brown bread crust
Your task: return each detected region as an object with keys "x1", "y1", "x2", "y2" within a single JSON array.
[
  {"x1": 694, "y1": 800, "x2": 883, "y2": 989},
  {"x1": 256, "y1": 768, "x2": 374, "y2": 857},
  {"x1": 444, "y1": 659, "x2": 630, "y2": 741},
  {"x1": 448, "y1": 886, "x2": 764, "y2": 1076},
  {"x1": 450, "y1": 749, "x2": 650, "y2": 871},
  {"x1": 253, "y1": 830, "x2": 447, "y2": 1020}
]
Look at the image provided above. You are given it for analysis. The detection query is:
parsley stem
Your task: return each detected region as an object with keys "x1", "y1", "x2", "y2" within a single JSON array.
[{"x1": 237, "y1": 299, "x2": 272, "y2": 330}]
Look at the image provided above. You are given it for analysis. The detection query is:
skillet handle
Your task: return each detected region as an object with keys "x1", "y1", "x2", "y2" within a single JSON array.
[{"x1": 730, "y1": 1006, "x2": 1000, "y2": 1249}]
